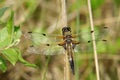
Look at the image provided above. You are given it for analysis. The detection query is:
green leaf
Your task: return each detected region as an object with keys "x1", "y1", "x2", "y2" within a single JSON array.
[
  {"x1": 0, "y1": 37, "x2": 11, "y2": 49},
  {"x1": 7, "y1": 11, "x2": 14, "y2": 34},
  {"x1": 0, "y1": 27, "x2": 11, "y2": 48},
  {"x1": 0, "y1": 57, "x2": 7, "y2": 72},
  {"x1": 0, "y1": 7, "x2": 8, "y2": 18},
  {"x1": 6, "y1": 11, "x2": 14, "y2": 44},
  {"x1": 13, "y1": 26, "x2": 22, "y2": 45},
  {"x1": 0, "y1": 12, "x2": 21, "y2": 49},
  {"x1": 1, "y1": 48, "x2": 19, "y2": 65},
  {"x1": 0, "y1": 27, "x2": 8, "y2": 41},
  {"x1": 15, "y1": 48, "x2": 37, "y2": 68}
]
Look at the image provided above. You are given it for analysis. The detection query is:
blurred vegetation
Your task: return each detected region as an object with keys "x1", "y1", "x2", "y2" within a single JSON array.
[
  {"x1": 0, "y1": 5, "x2": 36, "y2": 72},
  {"x1": 0, "y1": 0, "x2": 120, "y2": 80}
]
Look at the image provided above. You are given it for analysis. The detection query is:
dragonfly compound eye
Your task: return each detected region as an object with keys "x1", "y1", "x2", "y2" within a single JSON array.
[
  {"x1": 62, "y1": 26, "x2": 71, "y2": 35},
  {"x1": 62, "y1": 26, "x2": 71, "y2": 32}
]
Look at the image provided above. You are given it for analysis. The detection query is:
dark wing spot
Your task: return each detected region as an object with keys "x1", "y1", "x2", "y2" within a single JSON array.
[
  {"x1": 28, "y1": 31, "x2": 32, "y2": 33},
  {"x1": 91, "y1": 30, "x2": 94, "y2": 33},
  {"x1": 88, "y1": 41, "x2": 91, "y2": 43},
  {"x1": 46, "y1": 44, "x2": 50, "y2": 46},
  {"x1": 102, "y1": 39, "x2": 107, "y2": 42},
  {"x1": 42, "y1": 33, "x2": 46, "y2": 36}
]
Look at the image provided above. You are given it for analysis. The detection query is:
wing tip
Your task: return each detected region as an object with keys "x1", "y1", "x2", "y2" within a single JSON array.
[
  {"x1": 28, "y1": 31, "x2": 32, "y2": 33},
  {"x1": 42, "y1": 33, "x2": 46, "y2": 36}
]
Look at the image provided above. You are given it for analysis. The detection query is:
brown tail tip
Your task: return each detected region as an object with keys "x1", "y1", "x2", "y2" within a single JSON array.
[{"x1": 69, "y1": 59, "x2": 75, "y2": 75}]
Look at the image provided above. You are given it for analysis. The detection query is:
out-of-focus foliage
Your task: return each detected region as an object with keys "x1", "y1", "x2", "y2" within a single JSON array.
[
  {"x1": 0, "y1": 7, "x2": 36, "y2": 72},
  {"x1": 114, "y1": 0, "x2": 120, "y2": 7},
  {"x1": 0, "y1": 0, "x2": 120, "y2": 80},
  {"x1": 0, "y1": 7, "x2": 8, "y2": 18},
  {"x1": 0, "y1": 56, "x2": 7, "y2": 72},
  {"x1": 91, "y1": 0, "x2": 105, "y2": 10}
]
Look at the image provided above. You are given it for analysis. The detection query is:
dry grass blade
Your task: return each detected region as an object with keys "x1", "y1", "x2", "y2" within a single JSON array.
[
  {"x1": 61, "y1": 0, "x2": 67, "y2": 26},
  {"x1": 87, "y1": 0, "x2": 100, "y2": 80},
  {"x1": 60, "y1": 0, "x2": 70, "y2": 80}
]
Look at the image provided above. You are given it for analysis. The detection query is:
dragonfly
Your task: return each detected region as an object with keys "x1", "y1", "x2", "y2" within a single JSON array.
[{"x1": 23, "y1": 26, "x2": 108, "y2": 75}]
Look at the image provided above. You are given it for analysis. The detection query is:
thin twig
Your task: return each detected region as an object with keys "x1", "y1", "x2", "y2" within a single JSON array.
[
  {"x1": 64, "y1": 51, "x2": 70, "y2": 80},
  {"x1": 87, "y1": 0, "x2": 100, "y2": 80},
  {"x1": 61, "y1": 0, "x2": 67, "y2": 26},
  {"x1": 60, "y1": 0, "x2": 70, "y2": 80}
]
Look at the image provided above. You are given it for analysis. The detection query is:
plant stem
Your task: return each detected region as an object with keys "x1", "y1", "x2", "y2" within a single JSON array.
[
  {"x1": 64, "y1": 51, "x2": 70, "y2": 80},
  {"x1": 87, "y1": 0, "x2": 100, "y2": 80},
  {"x1": 60, "y1": 0, "x2": 70, "y2": 80},
  {"x1": 61, "y1": 0, "x2": 67, "y2": 26}
]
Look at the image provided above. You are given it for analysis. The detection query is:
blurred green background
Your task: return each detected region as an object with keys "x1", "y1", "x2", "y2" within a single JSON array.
[{"x1": 0, "y1": 0, "x2": 120, "y2": 80}]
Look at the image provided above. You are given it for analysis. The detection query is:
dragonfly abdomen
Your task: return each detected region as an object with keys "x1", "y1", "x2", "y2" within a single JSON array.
[
  {"x1": 69, "y1": 57, "x2": 75, "y2": 75},
  {"x1": 67, "y1": 44, "x2": 75, "y2": 75}
]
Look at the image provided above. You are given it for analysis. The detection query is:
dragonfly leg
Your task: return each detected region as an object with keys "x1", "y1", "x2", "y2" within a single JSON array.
[
  {"x1": 58, "y1": 42, "x2": 67, "y2": 50},
  {"x1": 58, "y1": 42, "x2": 65, "y2": 46},
  {"x1": 72, "y1": 40, "x2": 80, "y2": 49}
]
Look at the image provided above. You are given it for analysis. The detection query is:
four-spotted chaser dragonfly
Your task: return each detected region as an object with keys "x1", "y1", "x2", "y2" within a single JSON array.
[{"x1": 23, "y1": 26, "x2": 108, "y2": 75}]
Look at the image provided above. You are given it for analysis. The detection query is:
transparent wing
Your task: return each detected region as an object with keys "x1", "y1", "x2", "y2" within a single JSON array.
[
  {"x1": 26, "y1": 44, "x2": 65, "y2": 55},
  {"x1": 23, "y1": 31, "x2": 63, "y2": 44},
  {"x1": 73, "y1": 26, "x2": 108, "y2": 42},
  {"x1": 23, "y1": 31, "x2": 65, "y2": 55},
  {"x1": 23, "y1": 26, "x2": 108, "y2": 55},
  {"x1": 73, "y1": 26, "x2": 108, "y2": 53},
  {"x1": 74, "y1": 39, "x2": 107, "y2": 54}
]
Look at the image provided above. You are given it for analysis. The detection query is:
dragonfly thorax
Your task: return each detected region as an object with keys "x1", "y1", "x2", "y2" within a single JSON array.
[
  {"x1": 65, "y1": 38, "x2": 72, "y2": 44},
  {"x1": 60, "y1": 26, "x2": 78, "y2": 50},
  {"x1": 64, "y1": 35, "x2": 72, "y2": 43}
]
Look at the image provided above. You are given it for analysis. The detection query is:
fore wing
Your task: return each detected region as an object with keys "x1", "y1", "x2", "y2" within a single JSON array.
[
  {"x1": 23, "y1": 32, "x2": 65, "y2": 55},
  {"x1": 72, "y1": 27, "x2": 108, "y2": 53}
]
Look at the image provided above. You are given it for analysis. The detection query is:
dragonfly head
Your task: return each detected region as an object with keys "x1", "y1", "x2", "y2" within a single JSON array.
[{"x1": 62, "y1": 26, "x2": 71, "y2": 36}]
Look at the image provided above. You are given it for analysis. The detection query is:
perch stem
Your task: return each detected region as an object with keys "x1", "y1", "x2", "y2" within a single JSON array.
[{"x1": 87, "y1": 0, "x2": 100, "y2": 80}]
